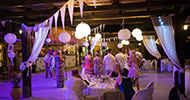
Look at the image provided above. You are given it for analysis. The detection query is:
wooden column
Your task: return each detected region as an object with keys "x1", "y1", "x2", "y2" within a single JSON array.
[
  {"x1": 22, "y1": 28, "x2": 32, "y2": 98},
  {"x1": 174, "y1": 14, "x2": 186, "y2": 93}
]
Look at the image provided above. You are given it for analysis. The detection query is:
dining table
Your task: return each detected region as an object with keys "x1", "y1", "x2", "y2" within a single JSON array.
[{"x1": 82, "y1": 75, "x2": 120, "y2": 100}]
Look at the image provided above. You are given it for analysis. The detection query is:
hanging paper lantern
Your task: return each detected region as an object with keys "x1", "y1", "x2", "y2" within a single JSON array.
[
  {"x1": 118, "y1": 29, "x2": 131, "y2": 40},
  {"x1": 82, "y1": 42, "x2": 89, "y2": 47},
  {"x1": 46, "y1": 38, "x2": 51, "y2": 43},
  {"x1": 132, "y1": 28, "x2": 142, "y2": 38},
  {"x1": 136, "y1": 35, "x2": 143, "y2": 41},
  {"x1": 121, "y1": 40, "x2": 128, "y2": 45},
  {"x1": 75, "y1": 22, "x2": 91, "y2": 37},
  {"x1": 102, "y1": 42, "x2": 107, "y2": 47},
  {"x1": 138, "y1": 42, "x2": 142, "y2": 46},
  {"x1": 95, "y1": 33, "x2": 102, "y2": 40},
  {"x1": 75, "y1": 32, "x2": 84, "y2": 39},
  {"x1": 117, "y1": 43, "x2": 123, "y2": 48},
  {"x1": 8, "y1": 52, "x2": 15, "y2": 58},
  {"x1": 4, "y1": 33, "x2": 17, "y2": 44},
  {"x1": 59, "y1": 32, "x2": 71, "y2": 43},
  {"x1": 126, "y1": 40, "x2": 130, "y2": 45}
]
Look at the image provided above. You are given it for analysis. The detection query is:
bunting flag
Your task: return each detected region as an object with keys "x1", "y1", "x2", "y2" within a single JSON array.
[
  {"x1": 67, "y1": 0, "x2": 74, "y2": 26},
  {"x1": 1, "y1": 20, "x2": 6, "y2": 27},
  {"x1": 60, "y1": 6, "x2": 66, "y2": 30},
  {"x1": 100, "y1": 24, "x2": 102, "y2": 32},
  {"x1": 49, "y1": 16, "x2": 53, "y2": 34},
  {"x1": 54, "y1": 11, "x2": 59, "y2": 33},
  {"x1": 93, "y1": 0, "x2": 96, "y2": 8},
  {"x1": 78, "y1": 0, "x2": 84, "y2": 18},
  {"x1": 96, "y1": 27, "x2": 99, "y2": 33},
  {"x1": 103, "y1": 24, "x2": 105, "y2": 30}
]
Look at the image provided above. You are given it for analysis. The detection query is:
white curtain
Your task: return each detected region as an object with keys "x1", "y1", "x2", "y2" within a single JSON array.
[
  {"x1": 20, "y1": 24, "x2": 50, "y2": 71},
  {"x1": 151, "y1": 16, "x2": 182, "y2": 70},
  {"x1": 90, "y1": 38, "x2": 99, "y2": 52},
  {"x1": 143, "y1": 35, "x2": 161, "y2": 59}
]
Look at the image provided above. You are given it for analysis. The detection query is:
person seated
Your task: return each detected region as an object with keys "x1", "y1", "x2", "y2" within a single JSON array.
[
  {"x1": 108, "y1": 64, "x2": 121, "y2": 78},
  {"x1": 65, "y1": 68, "x2": 97, "y2": 100},
  {"x1": 114, "y1": 68, "x2": 135, "y2": 100}
]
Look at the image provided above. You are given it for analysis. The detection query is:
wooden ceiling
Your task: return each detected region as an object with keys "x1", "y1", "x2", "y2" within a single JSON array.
[{"x1": 0, "y1": 0, "x2": 190, "y2": 34}]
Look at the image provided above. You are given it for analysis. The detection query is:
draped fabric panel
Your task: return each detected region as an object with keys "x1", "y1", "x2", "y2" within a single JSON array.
[
  {"x1": 20, "y1": 23, "x2": 50, "y2": 71},
  {"x1": 143, "y1": 35, "x2": 161, "y2": 59},
  {"x1": 151, "y1": 16, "x2": 182, "y2": 70}
]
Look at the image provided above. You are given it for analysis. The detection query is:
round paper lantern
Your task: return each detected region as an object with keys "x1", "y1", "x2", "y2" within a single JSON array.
[
  {"x1": 46, "y1": 38, "x2": 51, "y2": 43},
  {"x1": 121, "y1": 40, "x2": 128, "y2": 45},
  {"x1": 136, "y1": 35, "x2": 143, "y2": 41},
  {"x1": 126, "y1": 40, "x2": 130, "y2": 45},
  {"x1": 75, "y1": 22, "x2": 91, "y2": 37},
  {"x1": 82, "y1": 42, "x2": 89, "y2": 47},
  {"x1": 8, "y1": 52, "x2": 15, "y2": 58},
  {"x1": 132, "y1": 28, "x2": 142, "y2": 38},
  {"x1": 95, "y1": 33, "x2": 102, "y2": 40},
  {"x1": 117, "y1": 43, "x2": 123, "y2": 48},
  {"x1": 138, "y1": 42, "x2": 142, "y2": 46},
  {"x1": 59, "y1": 32, "x2": 71, "y2": 43},
  {"x1": 118, "y1": 29, "x2": 131, "y2": 40},
  {"x1": 102, "y1": 42, "x2": 107, "y2": 47},
  {"x1": 4, "y1": 33, "x2": 17, "y2": 44},
  {"x1": 75, "y1": 32, "x2": 83, "y2": 39}
]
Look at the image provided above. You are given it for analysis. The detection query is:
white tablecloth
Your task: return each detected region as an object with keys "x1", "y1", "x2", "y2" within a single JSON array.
[
  {"x1": 160, "y1": 59, "x2": 173, "y2": 72},
  {"x1": 185, "y1": 70, "x2": 190, "y2": 94},
  {"x1": 84, "y1": 87, "x2": 119, "y2": 100}
]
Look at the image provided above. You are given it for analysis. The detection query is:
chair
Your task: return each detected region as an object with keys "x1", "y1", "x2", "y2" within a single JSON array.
[
  {"x1": 101, "y1": 91, "x2": 125, "y2": 100},
  {"x1": 132, "y1": 81, "x2": 154, "y2": 100},
  {"x1": 146, "y1": 81, "x2": 154, "y2": 100},
  {"x1": 131, "y1": 88, "x2": 149, "y2": 100},
  {"x1": 63, "y1": 89, "x2": 80, "y2": 100}
]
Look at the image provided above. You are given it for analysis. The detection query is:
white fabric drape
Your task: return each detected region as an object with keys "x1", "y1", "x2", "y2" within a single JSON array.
[
  {"x1": 151, "y1": 16, "x2": 182, "y2": 70},
  {"x1": 143, "y1": 35, "x2": 161, "y2": 59},
  {"x1": 90, "y1": 38, "x2": 99, "y2": 52},
  {"x1": 20, "y1": 24, "x2": 49, "y2": 71}
]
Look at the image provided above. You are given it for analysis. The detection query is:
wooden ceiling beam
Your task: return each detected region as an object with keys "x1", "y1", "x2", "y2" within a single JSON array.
[{"x1": 0, "y1": 0, "x2": 68, "y2": 8}]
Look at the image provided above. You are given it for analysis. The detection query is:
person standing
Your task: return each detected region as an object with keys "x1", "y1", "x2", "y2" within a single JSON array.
[
  {"x1": 115, "y1": 49, "x2": 128, "y2": 70},
  {"x1": 48, "y1": 50, "x2": 56, "y2": 79},
  {"x1": 55, "y1": 51, "x2": 65, "y2": 88},
  {"x1": 44, "y1": 50, "x2": 52, "y2": 78},
  {"x1": 128, "y1": 50, "x2": 142, "y2": 91},
  {"x1": 84, "y1": 51, "x2": 94, "y2": 75},
  {"x1": 93, "y1": 52, "x2": 104, "y2": 76},
  {"x1": 103, "y1": 49, "x2": 115, "y2": 75}
]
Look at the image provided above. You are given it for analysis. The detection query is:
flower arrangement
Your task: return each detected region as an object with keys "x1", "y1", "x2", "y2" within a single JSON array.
[{"x1": 11, "y1": 73, "x2": 21, "y2": 88}]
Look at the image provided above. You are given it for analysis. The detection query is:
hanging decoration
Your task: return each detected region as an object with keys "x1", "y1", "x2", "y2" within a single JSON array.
[
  {"x1": 136, "y1": 35, "x2": 143, "y2": 41},
  {"x1": 132, "y1": 28, "x2": 142, "y2": 38},
  {"x1": 102, "y1": 42, "x2": 107, "y2": 47},
  {"x1": 1, "y1": 20, "x2": 6, "y2": 27},
  {"x1": 60, "y1": 6, "x2": 66, "y2": 30},
  {"x1": 49, "y1": 16, "x2": 53, "y2": 34},
  {"x1": 78, "y1": 0, "x2": 84, "y2": 18},
  {"x1": 118, "y1": 29, "x2": 131, "y2": 40},
  {"x1": 121, "y1": 40, "x2": 130, "y2": 45},
  {"x1": 117, "y1": 43, "x2": 123, "y2": 48},
  {"x1": 93, "y1": 0, "x2": 96, "y2": 8},
  {"x1": 46, "y1": 38, "x2": 51, "y2": 43},
  {"x1": 75, "y1": 22, "x2": 91, "y2": 38},
  {"x1": 54, "y1": 11, "x2": 59, "y2": 34},
  {"x1": 67, "y1": 0, "x2": 74, "y2": 26},
  {"x1": 91, "y1": 24, "x2": 106, "y2": 34},
  {"x1": 59, "y1": 32, "x2": 71, "y2": 43},
  {"x1": 4, "y1": 33, "x2": 17, "y2": 66},
  {"x1": 95, "y1": 33, "x2": 102, "y2": 40}
]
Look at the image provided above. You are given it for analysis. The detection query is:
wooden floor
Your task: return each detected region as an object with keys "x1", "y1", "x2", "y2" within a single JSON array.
[{"x1": 0, "y1": 69, "x2": 189, "y2": 100}]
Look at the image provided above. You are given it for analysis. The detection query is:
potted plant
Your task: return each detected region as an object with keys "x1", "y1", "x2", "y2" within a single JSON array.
[{"x1": 10, "y1": 73, "x2": 22, "y2": 100}]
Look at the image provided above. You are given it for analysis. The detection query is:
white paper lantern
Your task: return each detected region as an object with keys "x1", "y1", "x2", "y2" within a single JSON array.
[
  {"x1": 102, "y1": 42, "x2": 107, "y2": 47},
  {"x1": 117, "y1": 43, "x2": 123, "y2": 48},
  {"x1": 126, "y1": 40, "x2": 130, "y2": 45},
  {"x1": 46, "y1": 38, "x2": 51, "y2": 43},
  {"x1": 118, "y1": 29, "x2": 131, "y2": 40},
  {"x1": 75, "y1": 32, "x2": 84, "y2": 39},
  {"x1": 4, "y1": 33, "x2": 17, "y2": 44},
  {"x1": 95, "y1": 33, "x2": 102, "y2": 40},
  {"x1": 8, "y1": 52, "x2": 15, "y2": 58},
  {"x1": 136, "y1": 35, "x2": 143, "y2": 41},
  {"x1": 121, "y1": 40, "x2": 128, "y2": 45},
  {"x1": 138, "y1": 42, "x2": 142, "y2": 46},
  {"x1": 82, "y1": 42, "x2": 89, "y2": 47},
  {"x1": 59, "y1": 32, "x2": 71, "y2": 43},
  {"x1": 132, "y1": 28, "x2": 142, "y2": 38},
  {"x1": 75, "y1": 22, "x2": 91, "y2": 37}
]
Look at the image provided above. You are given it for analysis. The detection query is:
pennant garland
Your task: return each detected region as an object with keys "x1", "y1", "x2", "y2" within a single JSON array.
[
  {"x1": 78, "y1": 0, "x2": 84, "y2": 18},
  {"x1": 1, "y1": 20, "x2": 6, "y2": 27},
  {"x1": 91, "y1": 24, "x2": 106, "y2": 34},
  {"x1": 54, "y1": 11, "x2": 59, "y2": 34},
  {"x1": 67, "y1": 0, "x2": 74, "y2": 26},
  {"x1": 60, "y1": 6, "x2": 66, "y2": 30}
]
